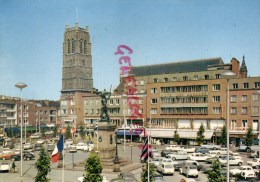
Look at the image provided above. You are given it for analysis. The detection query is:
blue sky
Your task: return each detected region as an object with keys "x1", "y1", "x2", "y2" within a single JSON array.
[{"x1": 0, "y1": 0, "x2": 259, "y2": 100}]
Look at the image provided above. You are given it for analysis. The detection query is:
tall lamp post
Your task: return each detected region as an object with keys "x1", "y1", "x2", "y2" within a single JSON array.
[
  {"x1": 15, "y1": 82, "x2": 27, "y2": 177},
  {"x1": 221, "y1": 71, "x2": 236, "y2": 182},
  {"x1": 255, "y1": 90, "x2": 260, "y2": 160}
]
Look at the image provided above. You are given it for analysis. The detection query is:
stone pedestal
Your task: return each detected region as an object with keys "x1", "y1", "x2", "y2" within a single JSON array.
[{"x1": 93, "y1": 121, "x2": 116, "y2": 159}]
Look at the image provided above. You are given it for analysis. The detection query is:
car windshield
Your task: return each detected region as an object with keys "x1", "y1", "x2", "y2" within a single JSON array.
[
  {"x1": 190, "y1": 166, "x2": 197, "y2": 169},
  {"x1": 165, "y1": 164, "x2": 173, "y2": 168}
]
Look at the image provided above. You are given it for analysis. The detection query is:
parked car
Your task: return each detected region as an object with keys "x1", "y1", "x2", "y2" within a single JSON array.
[
  {"x1": 188, "y1": 153, "x2": 209, "y2": 162},
  {"x1": 157, "y1": 163, "x2": 174, "y2": 175},
  {"x1": 165, "y1": 145, "x2": 182, "y2": 152},
  {"x1": 23, "y1": 152, "x2": 35, "y2": 161},
  {"x1": 0, "y1": 161, "x2": 10, "y2": 172},
  {"x1": 150, "y1": 158, "x2": 161, "y2": 167},
  {"x1": 230, "y1": 152, "x2": 242, "y2": 160},
  {"x1": 184, "y1": 160, "x2": 203, "y2": 171},
  {"x1": 180, "y1": 146, "x2": 195, "y2": 153},
  {"x1": 230, "y1": 166, "x2": 256, "y2": 178},
  {"x1": 151, "y1": 149, "x2": 161, "y2": 159},
  {"x1": 30, "y1": 133, "x2": 41, "y2": 139},
  {"x1": 47, "y1": 144, "x2": 55, "y2": 152},
  {"x1": 238, "y1": 145, "x2": 252, "y2": 153},
  {"x1": 161, "y1": 150, "x2": 172, "y2": 157},
  {"x1": 179, "y1": 164, "x2": 198, "y2": 178},
  {"x1": 86, "y1": 141, "x2": 94, "y2": 152},
  {"x1": 154, "y1": 174, "x2": 164, "y2": 182},
  {"x1": 249, "y1": 151, "x2": 259, "y2": 158},
  {"x1": 118, "y1": 172, "x2": 138, "y2": 182},
  {"x1": 23, "y1": 143, "x2": 33, "y2": 150},
  {"x1": 34, "y1": 143, "x2": 42, "y2": 151},
  {"x1": 247, "y1": 158, "x2": 260, "y2": 167},
  {"x1": 195, "y1": 147, "x2": 210, "y2": 154},
  {"x1": 167, "y1": 151, "x2": 189, "y2": 160},
  {"x1": 201, "y1": 144, "x2": 221, "y2": 150},
  {"x1": 36, "y1": 139, "x2": 45, "y2": 144},
  {"x1": 76, "y1": 142, "x2": 89, "y2": 151},
  {"x1": 69, "y1": 145, "x2": 77, "y2": 153},
  {"x1": 219, "y1": 156, "x2": 243, "y2": 166},
  {"x1": 206, "y1": 150, "x2": 221, "y2": 158}
]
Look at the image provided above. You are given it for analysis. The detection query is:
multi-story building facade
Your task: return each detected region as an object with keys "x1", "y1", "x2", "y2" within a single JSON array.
[{"x1": 0, "y1": 96, "x2": 17, "y2": 129}]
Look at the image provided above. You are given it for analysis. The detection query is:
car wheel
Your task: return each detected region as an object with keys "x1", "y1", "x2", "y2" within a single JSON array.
[
  {"x1": 172, "y1": 157, "x2": 176, "y2": 161},
  {"x1": 246, "y1": 148, "x2": 251, "y2": 153},
  {"x1": 238, "y1": 162, "x2": 242, "y2": 166},
  {"x1": 195, "y1": 175, "x2": 198, "y2": 178}
]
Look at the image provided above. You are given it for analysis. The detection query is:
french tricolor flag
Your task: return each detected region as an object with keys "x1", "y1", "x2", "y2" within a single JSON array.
[{"x1": 51, "y1": 134, "x2": 64, "y2": 163}]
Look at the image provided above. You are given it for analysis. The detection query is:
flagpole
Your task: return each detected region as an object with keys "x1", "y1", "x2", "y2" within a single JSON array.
[
  {"x1": 62, "y1": 134, "x2": 65, "y2": 182},
  {"x1": 148, "y1": 110, "x2": 151, "y2": 182}
]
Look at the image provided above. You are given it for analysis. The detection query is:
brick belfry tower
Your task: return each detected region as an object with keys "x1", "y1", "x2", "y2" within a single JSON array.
[{"x1": 60, "y1": 23, "x2": 94, "y2": 129}]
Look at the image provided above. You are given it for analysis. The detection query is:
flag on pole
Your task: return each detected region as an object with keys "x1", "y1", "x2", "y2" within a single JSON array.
[
  {"x1": 140, "y1": 137, "x2": 149, "y2": 162},
  {"x1": 52, "y1": 134, "x2": 64, "y2": 163}
]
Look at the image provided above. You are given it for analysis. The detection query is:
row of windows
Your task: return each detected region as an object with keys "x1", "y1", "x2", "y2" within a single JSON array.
[
  {"x1": 153, "y1": 74, "x2": 221, "y2": 83},
  {"x1": 67, "y1": 39, "x2": 88, "y2": 54},
  {"x1": 160, "y1": 96, "x2": 207, "y2": 104},
  {"x1": 231, "y1": 107, "x2": 248, "y2": 115},
  {"x1": 160, "y1": 85, "x2": 208, "y2": 93},
  {"x1": 161, "y1": 107, "x2": 208, "y2": 115}
]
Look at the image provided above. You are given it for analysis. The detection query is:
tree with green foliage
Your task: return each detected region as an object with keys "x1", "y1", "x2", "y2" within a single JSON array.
[
  {"x1": 52, "y1": 125, "x2": 57, "y2": 138},
  {"x1": 35, "y1": 147, "x2": 51, "y2": 182},
  {"x1": 207, "y1": 160, "x2": 226, "y2": 182},
  {"x1": 173, "y1": 130, "x2": 180, "y2": 144},
  {"x1": 65, "y1": 125, "x2": 71, "y2": 139},
  {"x1": 83, "y1": 153, "x2": 103, "y2": 182},
  {"x1": 219, "y1": 125, "x2": 227, "y2": 147},
  {"x1": 79, "y1": 126, "x2": 85, "y2": 140},
  {"x1": 195, "y1": 123, "x2": 205, "y2": 146},
  {"x1": 245, "y1": 127, "x2": 254, "y2": 146},
  {"x1": 141, "y1": 163, "x2": 155, "y2": 182}
]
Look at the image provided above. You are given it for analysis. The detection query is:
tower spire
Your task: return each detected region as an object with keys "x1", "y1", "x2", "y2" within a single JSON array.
[{"x1": 240, "y1": 55, "x2": 248, "y2": 78}]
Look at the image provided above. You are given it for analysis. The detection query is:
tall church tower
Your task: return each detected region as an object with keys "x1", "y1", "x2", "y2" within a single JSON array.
[
  {"x1": 60, "y1": 23, "x2": 94, "y2": 128},
  {"x1": 61, "y1": 23, "x2": 93, "y2": 93}
]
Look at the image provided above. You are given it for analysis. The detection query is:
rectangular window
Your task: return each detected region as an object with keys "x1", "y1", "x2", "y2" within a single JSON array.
[
  {"x1": 243, "y1": 83, "x2": 249, "y2": 88},
  {"x1": 213, "y1": 107, "x2": 221, "y2": 114},
  {"x1": 231, "y1": 95, "x2": 237, "y2": 102},
  {"x1": 233, "y1": 83, "x2": 238, "y2": 89},
  {"x1": 164, "y1": 78, "x2": 168, "y2": 82},
  {"x1": 140, "y1": 80, "x2": 145, "y2": 85},
  {"x1": 213, "y1": 84, "x2": 220, "y2": 91},
  {"x1": 241, "y1": 95, "x2": 247, "y2": 102},
  {"x1": 154, "y1": 78, "x2": 158, "y2": 83},
  {"x1": 151, "y1": 88, "x2": 157, "y2": 94},
  {"x1": 183, "y1": 76, "x2": 188, "y2": 81},
  {"x1": 139, "y1": 99, "x2": 143, "y2": 104},
  {"x1": 252, "y1": 94, "x2": 259, "y2": 101},
  {"x1": 255, "y1": 82, "x2": 260, "y2": 88},
  {"x1": 212, "y1": 96, "x2": 221, "y2": 102},
  {"x1": 231, "y1": 107, "x2": 237, "y2": 114},
  {"x1": 242, "y1": 107, "x2": 247, "y2": 115},
  {"x1": 194, "y1": 75, "x2": 198, "y2": 80},
  {"x1": 109, "y1": 99, "x2": 113, "y2": 105},
  {"x1": 116, "y1": 99, "x2": 120, "y2": 105},
  {"x1": 172, "y1": 77, "x2": 177, "y2": 81},
  {"x1": 215, "y1": 74, "x2": 220, "y2": 79},
  {"x1": 139, "y1": 109, "x2": 143, "y2": 114},
  {"x1": 151, "y1": 98, "x2": 157, "y2": 104},
  {"x1": 204, "y1": 75, "x2": 209, "y2": 80},
  {"x1": 140, "y1": 89, "x2": 145, "y2": 93},
  {"x1": 242, "y1": 120, "x2": 248, "y2": 127},
  {"x1": 253, "y1": 106, "x2": 258, "y2": 114},
  {"x1": 151, "y1": 108, "x2": 157, "y2": 114}
]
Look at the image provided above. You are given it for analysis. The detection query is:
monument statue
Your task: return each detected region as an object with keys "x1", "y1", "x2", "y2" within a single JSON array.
[{"x1": 97, "y1": 90, "x2": 111, "y2": 122}]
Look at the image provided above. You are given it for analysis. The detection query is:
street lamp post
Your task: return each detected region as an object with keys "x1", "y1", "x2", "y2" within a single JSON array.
[
  {"x1": 255, "y1": 90, "x2": 260, "y2": 160},
  {"x1": 15, "y1": 82, "x2": 27, "y2": 177},
  {"x1": 222, "y1": 71, "x2": 236, "y2": 182}
]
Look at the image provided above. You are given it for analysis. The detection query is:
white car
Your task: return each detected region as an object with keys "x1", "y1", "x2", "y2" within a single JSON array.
[
  {"x1": 69, "y1": 145, "x2": 77, "y2": 153},
  {"x1": 219, "y1": 156, "x2": 243, "y2": 166},
  {"x1": 0, "y1": 161, "x2": 10, "y2": 172},
  {"x1": 168, "y1": 151, "x2": 189, "y2": 160},
  {"x1": 23, "y1": 143, "x2": 33, "y2": 150},
  {"x1": 214, "y1": 148, "x2": 233, "y2": 155},
  {"x1": 247, "y1": 158, "x2": 260, "y2": 167},
  {"x1": 206, "y1": 150, "x2": 220, "y2": 158},
  {"x1": 151, "y1": 149, "x2": 161, "y2": 158},
  {"x1": 180, "y1": 164, "x2": 198, "y2": 178},
  {"x1": 188, "y1": 153, "x2": 209, "y2": 162},
  {"x1": 65, "y1": 139, "x2": 74, "y2": 145},
  {"x1": 76, "y1": 143, "x2": 89, "y2": 151},
  {"x1": 165, "y1": 145, "x2": 182, "y2": 152},
  {"x1": 157, "y1": 163, "x2": 174, "y2": 175},
  {"x1": 230, "y1": 166, "x2": 256, "y2": 177},
  {"x1": 149, "y1": 158, "x2": 160, "y2": 167},
  {"x1": 231, "y1": 152, "x2": 242, "y2": 160},
  {"x1": 36, "y1": 139, "x2": 45, "y2": 144},
  {"x1": 30, "y1": 133, "x2": 41, "y2": 139},
  {"x1": 180, "y1": 146, "x2": 196, "y2": 153}
]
